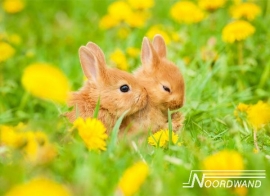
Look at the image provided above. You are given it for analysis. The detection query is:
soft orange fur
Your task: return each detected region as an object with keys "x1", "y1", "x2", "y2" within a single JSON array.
[
  {"x1": 66, "y1": 42, "x2": 148, "y2": 131},
  {"x1": 121, "y1": 34, "x2": 185, "y2": 133}
]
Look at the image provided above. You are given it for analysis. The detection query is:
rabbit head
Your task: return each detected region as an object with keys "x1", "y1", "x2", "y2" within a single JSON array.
[
  {"x1": 134, "y1": 34, "x2": 185, "y2": 113},
  {"x1": 79, "y1": 42, "x2": 148, "y2": 117}
]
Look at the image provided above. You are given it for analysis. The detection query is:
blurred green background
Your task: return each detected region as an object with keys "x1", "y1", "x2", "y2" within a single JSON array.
[{"x1": 1, "y1": 0, "x2": 270, "y2": 195}]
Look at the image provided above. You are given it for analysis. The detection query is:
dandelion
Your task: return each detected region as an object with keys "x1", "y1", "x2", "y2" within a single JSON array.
[
  {"x1": 99, "y1": 0, "x2": 149, "y2": 30},
  {"x1": 247, "y1": 101, "x2": 270, "y2": 152},
  {"x1": 0, "y1": 123, "x2": 57, "y2": 164},
  {"x1": 246, "y1": 101, "x2": 270, "y2": 130},
  {"x1": 230, "y1": 2, "x2": 261, "y2": 21},
  {"x1": 23, "y1": 131, "x2": 57, "y2": 164},
  {"x1": 110, "y1": 49, "x2": 129, "y2": 71},
  {"x1": 233, "y1": 187, "x2": 248, "y2": 196},
  {"x1": 73, "y1": 117, "x2": 108, "y2": 151},
  {"x1": 127, "y1": 47, "x2": 140, "y2": 58},
  {"x1": 148, "y1": 129, "x2": 179, "y2": 148},
  {"x1": 2, "y1": 0, "x2": 25, "y2": 14},
  {"x1": 117, "y1": 161, "x2": 149, "y2": 196},
  {"x1": 146, "y1": 25, "x2": 171, "y2": 44},
  {"x1": 108, "y1": 1, "x2": 133, "y2": 22},
  {"x1": 0, "y1": 42, "x2": 15, "y2": 63},
  {"x1": 198, "y1": 0, "x2": 227, "y2": 12},
  {"x1": 235, "y1": 101, "x2": 270, "y2": 130},
  {"x1": 125, "y1": 11, "x2": 149, "y2": 28},
  {"x1": 203, "y1": 150, "x2": 244, "y2": 171},
  {"x1": 5, "y1": 177, "x2": 71, "y2": 196},
  {"x1": 170, "y1": 1, "x2": 205, "y2": 24},
  {"x1": 235, "y1": 101, "x2": 270, "y2": 152},
  {"x1": 21, "y1": 63, "x2": 70, "y2": 104},
  {"x1": 99, "y1": 14, "x2": 119, "y2": 30},
  {"x1": 0, "y1": 125, "x2": 25, "y2": 148},
  {"x1": 222, "y1": 20, "x2": 255, "y2": 43},
  {"x1": 234, "y1": 103, "x2": 249, "y2": 121},
  {"x1": 127, "y1": 0, "x2": 154, "y2": 10}
]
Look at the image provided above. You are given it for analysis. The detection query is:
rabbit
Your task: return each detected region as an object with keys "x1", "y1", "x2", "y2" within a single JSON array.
[
  {"x1": 121, "y1": 34, "x2": 185, "y2": 134},
  {"x1": 66, "y1": 42, "x2": 148, "y2": 132}
]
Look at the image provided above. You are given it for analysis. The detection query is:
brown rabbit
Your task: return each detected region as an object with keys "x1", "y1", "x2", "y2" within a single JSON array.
[
  {"x1": 121, "y1": 34, "x2": 185, "y2": 133},
  {"x1": 66, "y1": 42, "x2": 148, "y2": 131}
]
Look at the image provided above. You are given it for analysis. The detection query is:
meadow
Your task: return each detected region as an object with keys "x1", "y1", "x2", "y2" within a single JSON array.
[{"x1": 1, "y1": 0, "x2": 270, "y2": 195}]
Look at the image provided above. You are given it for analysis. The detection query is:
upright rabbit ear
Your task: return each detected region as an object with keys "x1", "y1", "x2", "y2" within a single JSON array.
[
  {"x1": 86, "y1": 42, "x2": 106, "y2": 66},
  {"x1": 79, "y1": 46, "x2": 106, "y2": 82},
  {"x1": 141, "y1": 37, "x2": 160, "y2": 69},
  {"x1": 152, "y1": 34, "x2": 167, "y2": 58}
]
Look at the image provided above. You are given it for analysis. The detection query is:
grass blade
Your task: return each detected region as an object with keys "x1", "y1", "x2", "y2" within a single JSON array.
[
  {"x1": 93, "y1": 97, "x2": 100, "y2": 118},
  {"x1": 107, "y1": 110, "x2": 129, "y2": 154},
  {"x1": 168, "y1": 109, "x2": 173, "y2": 148}
]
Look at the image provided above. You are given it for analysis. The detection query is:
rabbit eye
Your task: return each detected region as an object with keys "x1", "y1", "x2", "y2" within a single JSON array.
[
  {"x1": 120, "y1": 85, "x2": 130, "y2": 93},
  {"x1": 163, "y1": 85, "x2": 170, "y2": 93}
]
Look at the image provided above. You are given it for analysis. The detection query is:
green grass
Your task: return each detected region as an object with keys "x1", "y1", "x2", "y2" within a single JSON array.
[{"x1": 1, "y1": 0, "x2": 270, "y2": 195}]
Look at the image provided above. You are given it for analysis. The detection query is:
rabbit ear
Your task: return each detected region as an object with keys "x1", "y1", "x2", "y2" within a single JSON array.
[
  {"x1": 86, "y1": 42, "x2": 106, "y2": 66},
  {"x1": 152, "y1": 34, "x2": 167, "y2": 58},
  {"x1": 141, "y1": 37, "x2": 159, "y2": 69},
  {"x1": 79, "y1": 46, "x2": 106, "y2": 82}
]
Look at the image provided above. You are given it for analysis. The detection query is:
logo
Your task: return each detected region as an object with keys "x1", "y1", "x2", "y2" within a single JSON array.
[{"x1": 183, "y1": 170, "x2": 266, "y2": 188}]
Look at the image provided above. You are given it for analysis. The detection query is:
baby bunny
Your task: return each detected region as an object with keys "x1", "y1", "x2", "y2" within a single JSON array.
[
  {"x1": 66, "y1": 42, "x2": 148, "y2": 131},
  {"x1": 121, "y1": 34, "x2": 185, "y2": 133}
]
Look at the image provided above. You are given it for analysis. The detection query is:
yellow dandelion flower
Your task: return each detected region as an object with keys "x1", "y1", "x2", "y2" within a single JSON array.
[
  {"x1": 5, "y1": 177, "x2": 71, "y2": 196},
  {"x1": 198, "y1": 0, "x2": 227, "y2": 12},
  {"x1": 73, "y1": 117, "x2": 108, "y2": 151},
  {"x1": 146, "y1": 25, "x2": 171, "y2": 44},
  {"x1": 21, "y1": 63, "x2": 70, "y2": 104},
  {"x1": 126, "y1": 47, "x2": 140, "y2": 58},
  {"x1": 23, "y1": 132, "x2": 39, "y2": 162},
  {"x1": 148, "y1": 129, "x2": 179, "y2": 148},
  {"x1": 117, "y1": 161, "x2": 149, "y2": 196},
  {"x1": 2, "y1": 0, "x2": 25, "y2": 14},
  {"x1": 0, "y1": 42, "x2": 15, "y2": 63},
  {"x1": 234, "y1": 102, "x2": 249, "y2": 120},
  {"x1": 246, "y1": 101, "x2": 270, "y2": 130},
  {"x1": 22, "y1": 131, "x2": 57, "y2": 164},
  {"x1": 170, "y1": 1, "x2": 205, "y2": 24},
  {"x1": 127, "y1": 0, "x2": 154, "y2": 10},
  {"x1": 110, "y1": 49, "x2": 129, "y2": 71},
  {"x1": 0, "y1": 125, "x2": 25, "y2": 148},
  {"x1": 233, "y1": 187, "x2": 248, "y2": 196},
  {"x1": 125, "y1": 11, "x2": 149, "y2": 28},
  {"x1": 99, "y1": 14, "x2": 119, "y2": 30},
  {"x1": 203, "y1": 150, "x2": 244, "y2": 171},
  {"x1": 230, "y1": 2, "x2": 261, "y2": 21},
  {"x1": 108, "y1": 1, "x2": 133, "y2": 22},
  {"x1": 222, "y1": 20, "x2": 255, "y2": 43},
  {"x1": 236, "y1": 103, "x2": 249, "y2": 112}
]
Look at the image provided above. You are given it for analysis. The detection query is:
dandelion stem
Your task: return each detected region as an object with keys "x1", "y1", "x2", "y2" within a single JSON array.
[
  {"x1": 253, "y1": 128, "x2": 259, "y2": 152},
  {"x1": 237, "y1": 41, "x2": 243, "y2": 65}
]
